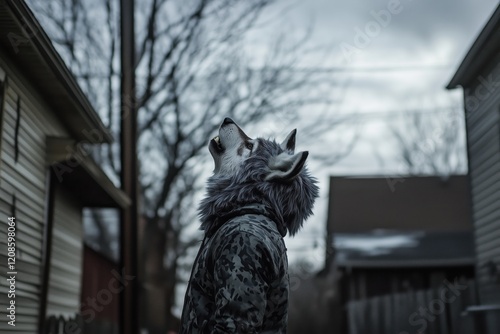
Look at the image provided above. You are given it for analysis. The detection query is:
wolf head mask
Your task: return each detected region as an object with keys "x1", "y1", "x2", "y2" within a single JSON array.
[{"x1": 199, "y1": 118, "x2": 319, "y2": 236}]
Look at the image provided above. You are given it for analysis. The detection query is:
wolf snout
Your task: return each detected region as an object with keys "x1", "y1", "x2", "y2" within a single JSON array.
[{"x1": 222, "y1": 117, "x2": 234, "y2": 125}]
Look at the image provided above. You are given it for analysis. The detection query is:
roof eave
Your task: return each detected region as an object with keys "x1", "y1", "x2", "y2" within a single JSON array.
[
  {"x1": 447, "y1": 5, "x2": 500, "y2": 89},
  {"x1": 47, "y1": 137, "x2": 130, "y2": 209}
]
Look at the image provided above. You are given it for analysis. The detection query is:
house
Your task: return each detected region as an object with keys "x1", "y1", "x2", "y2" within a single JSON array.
[
  {"x1": 447, "y1": 4, "x2": 500, "y2": 332},
  {"x1": 0, "y1": 0, "x2": 129, "y2": 333},
  {"x1": 80, "y1": 244, "x2": 121, "y2": 333},
  {"x1": 323, "y1": 175, "x2": 475, "y2": 333}
]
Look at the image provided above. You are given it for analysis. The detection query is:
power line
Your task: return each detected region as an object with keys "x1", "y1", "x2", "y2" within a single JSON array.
[
  {"x1": 349, "y1": 106, "x2": 456, "y2": 117},
  {"x1": 311, "y1": 106, "x2": 460, "y2": 123},
  {"x1": 286, "y1": 64, "x2": 454, "y2": 73},
  {"x1": 74, "y1": 64, "x2": 454, "y2": 79}
]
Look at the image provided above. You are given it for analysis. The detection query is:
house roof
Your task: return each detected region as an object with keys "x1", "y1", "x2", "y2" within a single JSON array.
[
  {"x1": 334, "y1": 230, "x2": 475, "y2": 269},
  {"x1": 0, "y1": 0, "x2": 112, "y2": 143},
  {"x1": 447, "y1": 5, "x2": 500, "y2": 88},
  {"x1": 326, "y1": 175, "x2": 471, "y2": 234},
  {"x1": 47, "y1": 137, "x2": 130, "y2": 209}
]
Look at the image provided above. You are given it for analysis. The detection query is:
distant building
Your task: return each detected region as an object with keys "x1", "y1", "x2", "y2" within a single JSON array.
[
  {"x1": 447, "y1": 4, "x2": 500, "y2": 332},
  {"x1": 0, "y1": 1, "x2": 128, "y2": 333},
  {"x1": 80, "y1": 245, "x2": 121, "y2": 333},
  {"x1": 323, "y1": 175, "x2": 475, "y2": 333}
]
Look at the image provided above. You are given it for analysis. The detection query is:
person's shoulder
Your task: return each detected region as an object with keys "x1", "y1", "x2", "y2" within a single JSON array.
[{"x1": 220, "y1": 214, "x2": 280, "y2": 240}]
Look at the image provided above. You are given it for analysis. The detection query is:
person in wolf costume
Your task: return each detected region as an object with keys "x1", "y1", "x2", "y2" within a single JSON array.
[{"x1": 180, "y1": 118, "x2": 319, "y2": 333}]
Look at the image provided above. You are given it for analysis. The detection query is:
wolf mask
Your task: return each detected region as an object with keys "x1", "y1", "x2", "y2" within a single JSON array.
[{"x1": 199, "y1": 117, "x2": 319, "y2": 236}]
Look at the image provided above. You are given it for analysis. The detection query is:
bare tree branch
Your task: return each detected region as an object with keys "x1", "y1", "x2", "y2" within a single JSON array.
[
  {"x1": 29, "y1": 0, "x2": 355, "y2": 328},
  {"x1": 389, "y1": 106, "x2": 467, "y2": 175}
]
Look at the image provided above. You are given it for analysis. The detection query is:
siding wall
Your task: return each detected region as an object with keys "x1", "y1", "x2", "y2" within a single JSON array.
[
  {"x1": 464, "y1": 53, "x2": 500, "y2": 304},
  {"x1": 46, "y1": 187, "x2": 83, "y2": 317},
  {"x1": 0, "y1": 50, "x2": 78, "y2": 333}
]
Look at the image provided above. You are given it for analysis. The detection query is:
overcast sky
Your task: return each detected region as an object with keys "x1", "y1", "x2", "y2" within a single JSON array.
[{"x1": 245, "y1": 0, "x2": 500, "y2": 267}]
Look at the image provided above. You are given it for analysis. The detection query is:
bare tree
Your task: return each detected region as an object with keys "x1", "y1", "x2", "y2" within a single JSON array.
[
  {"x1": 28, "y1": 0, "x2": 352, "y2": 331},
  {"x1": 389, "y1": 106, "x2": 467, "y2": 176}
]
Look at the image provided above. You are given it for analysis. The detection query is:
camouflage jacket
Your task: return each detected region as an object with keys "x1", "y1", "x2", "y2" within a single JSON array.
[{"x1": 180, "y1": 204, "x2": 289, "y2": 334}]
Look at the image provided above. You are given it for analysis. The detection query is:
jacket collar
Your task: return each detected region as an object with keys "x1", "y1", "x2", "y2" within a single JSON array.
[{"x1": 203, "y1": 203, "x2": 287, "y2": 238}]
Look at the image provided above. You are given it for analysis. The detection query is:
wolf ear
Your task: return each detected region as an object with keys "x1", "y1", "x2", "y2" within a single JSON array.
[
  {"x1": 265, "y1": 151, "x2": 309, "y2": 182},
  {"x1": 280, "y1": 129, "x2": 297, "y2": 153}
]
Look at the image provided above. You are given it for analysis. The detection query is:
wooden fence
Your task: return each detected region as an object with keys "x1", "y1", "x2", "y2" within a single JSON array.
[{"x1": 346, "y1": 280, "x2": 478, "y2": 334}]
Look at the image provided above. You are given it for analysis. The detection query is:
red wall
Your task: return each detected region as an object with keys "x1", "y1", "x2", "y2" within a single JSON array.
[{"x1": 80, "y1": 245, "x2": 120, "y2": 324}]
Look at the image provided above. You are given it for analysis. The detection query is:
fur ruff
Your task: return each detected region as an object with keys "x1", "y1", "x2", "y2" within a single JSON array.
[{"x1": 199, "y1": 137, "x2": 319, "y2": 236}]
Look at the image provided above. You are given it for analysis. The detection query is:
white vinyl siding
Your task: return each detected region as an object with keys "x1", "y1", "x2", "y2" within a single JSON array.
[
  {"x1": 0, "y1": 50, "x2": 77, "y2": 333},
  {"x1": 46, "y1": 187, "x2": 83, "y2": 317},
  {"x1": 465, "y1": 54, "x2": 500, "y2": 304}
]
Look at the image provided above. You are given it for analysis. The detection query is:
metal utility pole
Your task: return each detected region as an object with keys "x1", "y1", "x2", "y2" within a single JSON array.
[{"x1": 120, "y1": 0, "x2": 139, "y2": 333}]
